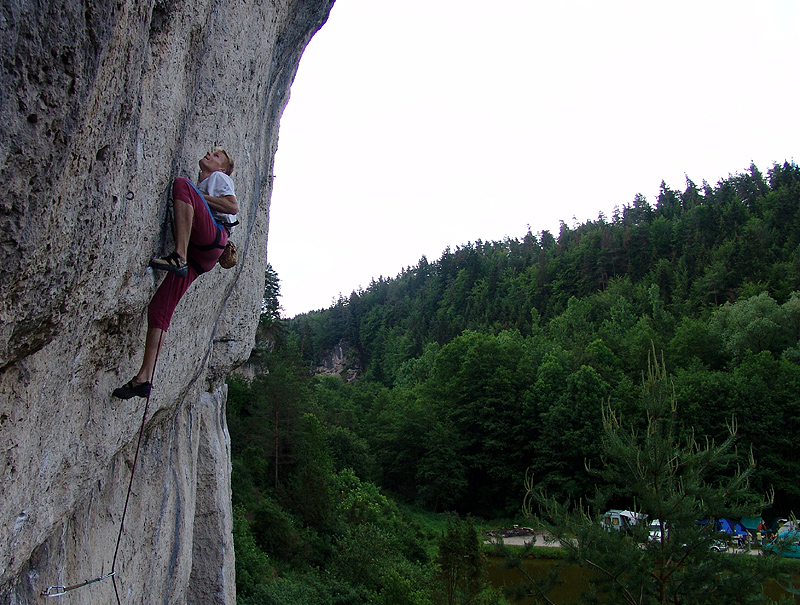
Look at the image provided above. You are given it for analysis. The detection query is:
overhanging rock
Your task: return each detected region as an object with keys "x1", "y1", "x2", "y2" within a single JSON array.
[{"x1": 0, "y1": 0, "x2": 334, "y2": 601}]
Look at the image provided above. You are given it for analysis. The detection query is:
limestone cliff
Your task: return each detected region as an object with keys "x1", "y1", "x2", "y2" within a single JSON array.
[
  {"x1": 315, "y1": 339, "x2": 362, "y2": 382},
  {"x1": 0, "y1": 0, "x2": 334, "y2": 602}
]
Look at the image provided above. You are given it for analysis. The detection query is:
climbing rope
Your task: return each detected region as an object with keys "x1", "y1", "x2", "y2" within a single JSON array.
[
  {"x1": 42, "y1": 271, "x2": 174, "y2": 602},
  {"x1": 110, "y1": 321, "x2": 166, "y2": 604}
]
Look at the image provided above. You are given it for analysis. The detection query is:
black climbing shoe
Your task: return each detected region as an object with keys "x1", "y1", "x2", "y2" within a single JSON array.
[
  {"x1": 112, "y1": 378, "x2": 152, "y2": 399},
  {"x1": 149, "y1": 252, "x2": 188, "y2": 277}
]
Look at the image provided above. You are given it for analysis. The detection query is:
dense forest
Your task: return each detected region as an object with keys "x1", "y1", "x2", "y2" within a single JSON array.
[{"x1": 229, "y1": 161, "x2": 800, "y2": 603}]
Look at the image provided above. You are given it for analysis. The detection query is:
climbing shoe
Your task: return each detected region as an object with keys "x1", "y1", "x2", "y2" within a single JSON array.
[
  {"x1": 112, "y1": 378, "x2": 152, "y2": 399},
  {"x1": 149, "y1": 252, "x2": 188, "y2": 277}
]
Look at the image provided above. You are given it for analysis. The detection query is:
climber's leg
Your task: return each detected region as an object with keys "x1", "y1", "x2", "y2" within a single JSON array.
[
  {"x1": 110, "y1": 325, "x2": 162, "y2": 398},
  {"x1": 151, "y1": 177, "x2": 223, "y2": 275},
  {"x1": 172, "y1": 196, "x2": 194, "y2": 262},
  {"x1": 114, "y1": 176, "x2": 223, "y2": 400},
  {"x1": 150, "y1": 178, "x2": 196, "y2": 276},
  {"x1": 112, "y1": 268, "x2": 196, "y2": 399},
  {"x1": 134, "y1": 327, "x2": 163, "y2": 384},
  {"x1": 112, "y1": 327, "x2": 162, "y2": 399}
]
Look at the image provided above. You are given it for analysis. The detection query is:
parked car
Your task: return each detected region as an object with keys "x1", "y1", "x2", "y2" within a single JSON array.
[
  {"x1": 650, "y1": 520, "x2": 727, "y2": 552},
  {"x1": 709, "y1": 539, "x2": 728, "y2": 552},
  {"x1": 648, "y1": 519, "x2": 668, "y2": 542}
]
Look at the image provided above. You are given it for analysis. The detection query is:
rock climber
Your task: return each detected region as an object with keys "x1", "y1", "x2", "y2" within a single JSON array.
[{"x1": 112, "y1": 147, "x2": 238, "y2": 399}]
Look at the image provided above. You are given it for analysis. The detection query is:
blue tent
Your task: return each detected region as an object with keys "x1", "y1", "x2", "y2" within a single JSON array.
[{"x1": 717, "y1": 518, "x2": 747, "y2": 536}]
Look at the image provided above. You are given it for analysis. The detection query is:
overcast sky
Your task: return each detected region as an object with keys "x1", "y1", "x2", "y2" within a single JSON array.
[{"x1": 267, "y1": 0, "x2": 799, "y2": 318}]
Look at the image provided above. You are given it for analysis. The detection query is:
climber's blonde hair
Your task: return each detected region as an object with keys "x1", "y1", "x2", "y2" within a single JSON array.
[{"x1": 214, "y1": 147, "x2": 234, "y2": 176}]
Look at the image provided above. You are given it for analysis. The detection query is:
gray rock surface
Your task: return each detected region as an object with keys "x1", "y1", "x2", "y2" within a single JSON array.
[
  {"x1": 315, "y1": 339, "x2": 362, "y2": 382},
  {"x1": 0, "y1": 0, "x2": 334, "y2": 602}
]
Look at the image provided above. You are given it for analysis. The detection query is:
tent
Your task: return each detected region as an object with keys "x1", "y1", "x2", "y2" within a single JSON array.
[
  {"x1": 740, "y1": 516, "x2": 767, "y2": 533},
  {"x1": 717, "y1": 518, "x2": 747, "y2": 536},
  {"x1": 769, "y1": 518, "x2": 789, "y2": 532}
]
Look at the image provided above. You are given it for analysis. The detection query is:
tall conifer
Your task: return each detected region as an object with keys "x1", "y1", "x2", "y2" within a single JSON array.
[{"x1": 513, "y1": 348, "x2": 780, "y2": 604}]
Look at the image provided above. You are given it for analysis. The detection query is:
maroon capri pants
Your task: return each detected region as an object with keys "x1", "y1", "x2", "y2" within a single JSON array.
[{"x1": 147, "y1": 177, "x2": 228, "y2": 331}]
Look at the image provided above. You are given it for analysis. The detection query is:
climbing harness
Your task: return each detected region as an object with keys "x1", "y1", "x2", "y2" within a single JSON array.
[
  {"x1": 181, "y1": 179, "x2": 238, "y2": 273},
  {"x1": 42, "y1": 275, "x2": 175, "y2": 602}
]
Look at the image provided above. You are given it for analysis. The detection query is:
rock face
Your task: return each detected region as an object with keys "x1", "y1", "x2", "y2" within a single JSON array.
[
  {"x1": 0, "y1": 0, "x2": 333, "y2": 602},
  {"x1": 315, "y1": 339, "x2": 362, "y2": 382}
]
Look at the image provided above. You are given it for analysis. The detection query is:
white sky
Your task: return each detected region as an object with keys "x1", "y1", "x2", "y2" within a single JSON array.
[{"x1": 268, "y1": 0, "x2": 799, "y2": 318}]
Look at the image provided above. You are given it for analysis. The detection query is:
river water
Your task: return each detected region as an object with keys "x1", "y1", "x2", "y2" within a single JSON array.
[{"x1": 486, "y1": 556, "x2": 800, "y2": 604}]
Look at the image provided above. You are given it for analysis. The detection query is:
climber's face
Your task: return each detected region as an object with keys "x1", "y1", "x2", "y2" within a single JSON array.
[{"x1": 199, "y1": 150, "x2": 228, "y2": 175}]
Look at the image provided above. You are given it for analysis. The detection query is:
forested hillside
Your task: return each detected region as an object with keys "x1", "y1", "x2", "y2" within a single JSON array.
[
  {"x1": 286, "y1": 161, "x2": 800, "y2": 513},
  {"x1": 227, "y1": 161, "x2": 800, "y2": 602}
]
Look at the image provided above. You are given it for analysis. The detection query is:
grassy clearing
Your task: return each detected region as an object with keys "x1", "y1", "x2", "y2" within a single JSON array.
[
  {"x1": 400, "y1": 504, "x2": 529, "y2": 538},
  {"x1": 397, "y1": 504, "x2": 562, "y2": 560}
]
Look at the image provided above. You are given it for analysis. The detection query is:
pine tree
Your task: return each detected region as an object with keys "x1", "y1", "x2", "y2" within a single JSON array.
[
  {"x1": 261, "y1": 263, "x2": 282, "y2": 325},
  {"x1": 512, "y1": 347, "x2": 781, "y2": 604}
]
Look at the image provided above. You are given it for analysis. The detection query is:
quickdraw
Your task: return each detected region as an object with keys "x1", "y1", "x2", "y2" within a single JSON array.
[{"x1": 43, "y1": 572, "x2": 115, "y2": 598}]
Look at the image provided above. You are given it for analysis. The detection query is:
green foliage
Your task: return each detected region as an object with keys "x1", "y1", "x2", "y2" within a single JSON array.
[
  {"x1": 232, "y1": 505, "x2": 272, "y2": 599},
  {"x1": 280, "y1": 160, "x2": 800, "y2": 517},
  {"x1": 709, "y1": 291, "x2": 800, "y2": 361},
  {"x1": 332, "y1": 467, "x2": 396, "y2": 525},
  {"x1": 427, "y1": 330, "x2": 534, "y2": 513},
  {"x1": 227, "y1": 337, "x2": 438, "y2": 604},
  {"x1": 290, "y1": 161, "x2": 800, "y2": 372},
  {"x1": 261, "y1": 263, "x2": 282, "y2": 325},
  {"x1": 515, "y1": 350, "x2": 781, "y2": 604},
  {"x1": 432, "y1": 514, "x2": 501, "y2": 605},
  {"x1": 230, "y1": 159, "x2": 800, "y2": 602},
  {"x1": 240, "y1": 568, "x2": 373, "y2": 605},
  {"x1": 328, "y1": 522, "x2": 431, "y2": 604},
  {"x1": 415, "y1": 422, "x2": 468, "y2": 512}
]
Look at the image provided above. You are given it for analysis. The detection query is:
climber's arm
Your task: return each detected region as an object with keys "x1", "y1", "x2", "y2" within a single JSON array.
[{"x1": 204, "y1": 194, "x2": 238, "y2": 215}]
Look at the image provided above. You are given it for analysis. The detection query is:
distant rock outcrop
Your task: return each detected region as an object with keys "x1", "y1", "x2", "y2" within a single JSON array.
[
  {"x1": 316, "y1": 339, "x2": 363, "y2": 382},
  {"x1": 0, "y1": 0, "x2": 333, "y2": 602}
]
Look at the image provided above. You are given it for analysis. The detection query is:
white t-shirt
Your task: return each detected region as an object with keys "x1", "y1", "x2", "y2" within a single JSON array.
[{"x1": 198, "y1": 171, "x2": 237, "y2": 231}]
